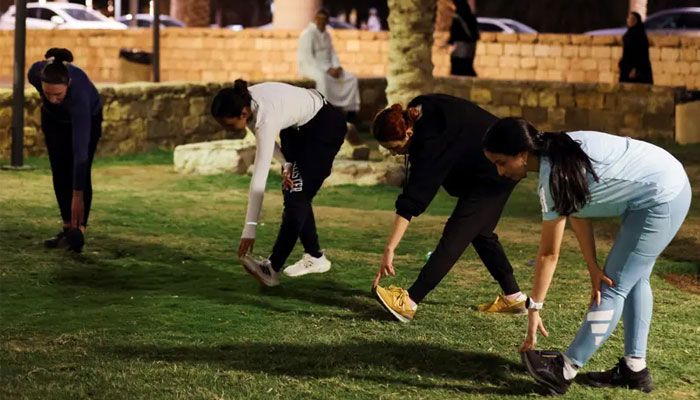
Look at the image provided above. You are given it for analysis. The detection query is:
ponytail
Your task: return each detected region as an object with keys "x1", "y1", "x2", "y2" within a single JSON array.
[
  {"x1": 483, "y1": 117, "x2": 598, "y2": 215},
  {"x1": 372, "y1": 103, "x2": 420, "y2": 142},
  {"x1": 40, "y1": 47, "x2": 73, "y2": 85},
  {"x1": 211, "y1": 79, "x2": 253, "y2": 118}
]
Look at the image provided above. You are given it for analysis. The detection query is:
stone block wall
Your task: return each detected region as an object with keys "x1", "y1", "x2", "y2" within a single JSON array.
[
  {"x1": 0, "y1": 77, "x2": 684, "y2": 159},
  {"x1": 1, "y1": 29, "x2": 698, "y2": 89}
]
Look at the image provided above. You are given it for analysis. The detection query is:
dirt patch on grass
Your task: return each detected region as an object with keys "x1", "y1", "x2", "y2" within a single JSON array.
[{"x1": 664, "y1": 273, "x2": 700, "y2": 294}]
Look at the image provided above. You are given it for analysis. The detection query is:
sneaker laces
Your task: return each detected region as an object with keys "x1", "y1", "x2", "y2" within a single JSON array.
[
  {"x1": 387, "y1": 286, "x2": 410, "y2": 311},
  {"x1": 260, "y1": 263, "x2": 272, "y2": 277},
  {"x1": 300, "y1": 253, "x2": 315, "y2": 269}
]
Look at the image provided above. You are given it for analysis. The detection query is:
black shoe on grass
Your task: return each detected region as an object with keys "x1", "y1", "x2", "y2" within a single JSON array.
[
  {"x1": 66, "y1": 228, "x2": 85, "y2": 253},
  {"x1": 44, "y1": 229, "x2": 69, "y2": 249},
  {"x1": 583, "y1": 358, "x2": 653, "y2": 393},
  {"x1": 521, "y1": 350, "x2": 572, "y2": 395}
]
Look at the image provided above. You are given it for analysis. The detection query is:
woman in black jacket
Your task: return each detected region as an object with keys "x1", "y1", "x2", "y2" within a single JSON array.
[
  {"x1": 28, "y1": 48, "x2": 102, "y2": 253},
  {"x1": 371, "y1": 94, "x2": 526, "y2": 322},
  {"x1": 619, "y1": 12, "x2": 653, "y2": 84},
  {"x1": 448, "y1": 0, "x2": 479, "y2": 77}
]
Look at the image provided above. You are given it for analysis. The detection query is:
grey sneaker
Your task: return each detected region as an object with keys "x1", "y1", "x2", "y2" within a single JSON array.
[{"x1": 239, "y1": 256, "x2": 279, "y2": 287}]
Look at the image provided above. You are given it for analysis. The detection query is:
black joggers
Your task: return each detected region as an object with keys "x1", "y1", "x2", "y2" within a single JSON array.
[
  {"x1": 407, "y1": 187, "x2": 520, "y2": 303},
  {"x1": 41, "y1": 108, "x2": 101, "y2": 227},
  {"x1": 268, "y1": 102, "x2": 347, "y2": 271}
]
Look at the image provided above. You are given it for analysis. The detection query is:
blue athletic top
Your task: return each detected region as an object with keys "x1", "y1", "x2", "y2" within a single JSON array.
[
  {"x1": 538, "y1": 131, "x2": 688, "y2": 220},
  {"x1": 28, "y1": 61, "x2": 101, "y2": 191}
]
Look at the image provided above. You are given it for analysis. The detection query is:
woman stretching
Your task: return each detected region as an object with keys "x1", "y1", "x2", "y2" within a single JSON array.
[
  {"x1": 371, "y1": 95, "x2": 527, "y2": 323},
  {"x1": 211, "y1": 80, "x2": 346, "y2": 286},
  {"x1": 483, "y1": 118, "x2": 691, "y2": 395},
  {"x1": 28, "y1": 48, "x2": 102, "y2": 253}
]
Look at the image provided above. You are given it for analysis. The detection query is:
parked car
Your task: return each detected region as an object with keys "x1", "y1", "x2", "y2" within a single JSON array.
[
  {"x1": 477, "y1": 17, "x2": 537, "y2": 34},
  {"x1": 255, "y1": 17, "x2": 356, "y2": 30},
  {"x1": 0, "y1": 2, "x2": 126, "y2": 30},
  {"x1": 585, "y1": 7, "x2": 700, "y2": 35},
  {"x1": 116, "y1": 14, "x2": 185, "y2": 28}
]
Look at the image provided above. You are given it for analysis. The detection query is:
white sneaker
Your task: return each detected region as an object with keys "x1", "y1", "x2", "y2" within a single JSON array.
[
  {"x1": 283, "y1": 253, "x2": 331, "y2": 277},
  {"x1": 239, "y1": 256, "x2": 279, "y2": 287}
]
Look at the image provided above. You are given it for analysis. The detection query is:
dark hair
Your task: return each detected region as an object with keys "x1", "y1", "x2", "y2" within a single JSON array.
[
  {"x1": 483, "y1": 118, "x2": 599, "y2": 216},
  {"x1": 629, "y1": 11, "x2": 643, "y2": 26},
  {"x1": 211, "y1": 79, "x2": 252, "y2": 118},
  {"x1": 40, "y1": 48, "x2": 73, "y2": 85},
  {"x1": 372, "y1": 104, "x2": 420, "y2": 142},
  {"x1": 316, "y1": 8, "x2": 330, "y2": 17}
]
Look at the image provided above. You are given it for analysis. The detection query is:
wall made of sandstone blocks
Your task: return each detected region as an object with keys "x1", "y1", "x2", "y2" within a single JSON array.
[
  {"x1": 1, "y1": 29, "x2": 698, "y2": 89},
  {"x1": 0, "y1": 79, "x2": 318, "y2": 159},
  {"x1": 0, "y1": 77, "x2": 682, "y2": 159},
  {"x1": 460, "y1": 32, "x2": 700, "y2": 90}
]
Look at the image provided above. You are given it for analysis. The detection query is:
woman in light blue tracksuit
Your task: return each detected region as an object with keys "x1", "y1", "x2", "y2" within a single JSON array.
[{"x1": 482, "y1": 118, "x2": 691, "y2": 395}]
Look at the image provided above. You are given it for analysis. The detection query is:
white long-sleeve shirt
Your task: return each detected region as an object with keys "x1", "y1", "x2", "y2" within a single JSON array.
[
  {"x1": 298, "y1": 23, "x2": 341, "y2": 77},
  {"x1": 241, "y1": 82, "x2": 325, "y2": 239}
]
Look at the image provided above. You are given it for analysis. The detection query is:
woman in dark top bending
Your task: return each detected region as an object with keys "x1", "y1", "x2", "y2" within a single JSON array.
[
  {"x1": 371, "y1": 94, "x2": 526, "y2": 322},
  {"x1": 28, "y1": 48, "x2": 102, "y2": 253}
]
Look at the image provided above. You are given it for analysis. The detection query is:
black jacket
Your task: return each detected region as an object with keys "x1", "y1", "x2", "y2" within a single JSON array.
[
  {"x1": 619, "y1": 24, "x2": 653, "y2": 84},
  {"x1": 395, "y1": 94, "x2": 515, "y2": 221}
]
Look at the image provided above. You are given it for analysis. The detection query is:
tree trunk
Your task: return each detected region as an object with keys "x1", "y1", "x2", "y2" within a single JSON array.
[
  {"x1": 170, "y1": 0, "x2": 210, "y2": 27},
  {"x1": 386, "y1": 0, "x2": 437, "y2": 106},
  {"x1": 273, "y1": 0, "x2": 321, "y2": 29},
  {"x1": 629, "y1": 0, "x2": 647, "y2": 19},
  {"x1": 435, "y1": 0, "x2": 454, "y2": 32}
]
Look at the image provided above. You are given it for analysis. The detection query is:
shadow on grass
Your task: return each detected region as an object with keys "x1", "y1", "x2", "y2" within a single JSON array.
[
  {"x1": 15, "y1": 229, "x2": 393, "y2": 320},
  {"x1": 105, "y1": 341, "x2": 542, "y2": 395}
]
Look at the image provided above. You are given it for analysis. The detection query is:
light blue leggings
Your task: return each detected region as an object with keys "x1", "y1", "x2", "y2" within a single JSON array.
[{"x1": 566, "y1": 181, "x2": 692, "y2": 366}]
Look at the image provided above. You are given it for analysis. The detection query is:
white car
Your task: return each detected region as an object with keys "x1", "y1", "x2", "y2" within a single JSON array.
[
  {"x1": 477, "y1": 17, "x2": 537, "y2": 34},
  {"x1": 116, "y1": 14, "x2": 186, "y2": 28},
  {"x1": 585, "y1": 7, "x2": 700, "y2": 36},
  {"x1": 0, "y1": 2, "x2": 126, "y2": 30}
]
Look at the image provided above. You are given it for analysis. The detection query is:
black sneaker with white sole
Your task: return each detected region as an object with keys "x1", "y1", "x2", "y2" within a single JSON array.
[
  {"x1": 583, "y1": 358, "x2": 653, "y2": 393},
  {"x1": 44, "y1": 229, "x2": 69, "y2": 249},
  {"x1": 521, "y1": 350, "x2": 572, "y2": 395},
  {"x1": 239, "y1": 256, "x2": 280, "y2": 287}
]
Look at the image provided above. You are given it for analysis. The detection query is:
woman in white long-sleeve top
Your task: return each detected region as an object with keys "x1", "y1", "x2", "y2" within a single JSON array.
[{"x1": 211, "y1": 80, "x2": 347, "y2": 287}]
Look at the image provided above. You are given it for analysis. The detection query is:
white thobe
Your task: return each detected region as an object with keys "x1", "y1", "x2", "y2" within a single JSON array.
[{"x1": 298, "y1": 23, "x2": 360, "y2": 112}]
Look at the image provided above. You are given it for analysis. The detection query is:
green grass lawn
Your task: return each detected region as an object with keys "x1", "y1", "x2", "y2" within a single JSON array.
[{"x1": 1, "y1": 145, "x2": 699, "y2": 399}]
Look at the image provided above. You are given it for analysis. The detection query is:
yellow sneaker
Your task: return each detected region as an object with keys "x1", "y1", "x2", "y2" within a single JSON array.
[
  {"x1": 477, "y1": 293, "x2": 527, "y2": 313},
  {"x1": 374, "y1": 285, "x2": 416, "y2": 323}
]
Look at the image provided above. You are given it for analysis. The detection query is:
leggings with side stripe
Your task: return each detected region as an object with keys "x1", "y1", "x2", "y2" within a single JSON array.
[{"x1": 566, "y1": 180, "x2": 692, "y2": 366}]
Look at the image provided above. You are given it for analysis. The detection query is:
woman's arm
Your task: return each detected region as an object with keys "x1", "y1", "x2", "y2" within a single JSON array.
[
  {"x1": 373, "y1": 214, "x2": 410, "y2": 287},
  {"x1": 568, "y1": 216, "x2": 598, "y2": 269},
  {"x1": 520, "y1": 216, "x2": 566, "y2": 351},
  {"x1": 569, "y1": 216, "x2": 615, "y2": 307},
  {"x1": 530, "y1": 216, "x2": 567, "y2": 303}
]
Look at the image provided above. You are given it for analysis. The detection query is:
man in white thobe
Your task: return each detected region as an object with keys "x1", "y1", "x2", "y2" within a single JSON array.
[{"x1": 298, "y1": 9, "x2": 361, "y2": 114}]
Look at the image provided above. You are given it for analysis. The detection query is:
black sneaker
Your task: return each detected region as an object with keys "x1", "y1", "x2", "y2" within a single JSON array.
[
  {"x1": 44, "y1": 229, "x2": 69, "y2": 249},
  {"x1": 521, "y1": 350, "x2": 572, "y2": 395},
  {"x1": 583, "y1": 358, "x2": 653, "y2": 393},
  {"x1": 66, "y1": 228, "x2": 85, "y2": 253}
]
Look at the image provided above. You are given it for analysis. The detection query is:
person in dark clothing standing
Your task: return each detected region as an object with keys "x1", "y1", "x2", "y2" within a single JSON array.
[
  {"x1": 448, "y1": 0, "x2": 479, "y2": 77},
  {"x1": 371, "y1": 94, "x2": 527, "y2": 322},
  {"x1": 619, "y1": 12, "x2": 653, "y2": 84},
  {"x1": 28, "y1": 48, "x2": 102, "y2": 253}
]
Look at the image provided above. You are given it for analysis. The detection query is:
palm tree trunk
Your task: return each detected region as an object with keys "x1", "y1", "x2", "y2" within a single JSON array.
[
  {"x1": 170, "y1": 0, "x2": 210, "y2": 27},
  {"x1": 436, "y1": 0, "x2": 454, "y2": 32},
  {"x1": 386, "y1": 0, "x2": 437, "y2": 106},
  {"x1": 629, "y1": 0, "x2": 647, "y2": 19}
]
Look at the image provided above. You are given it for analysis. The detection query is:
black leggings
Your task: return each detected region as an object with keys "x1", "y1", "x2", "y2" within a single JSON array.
[
  {"x1": 41, "y1": 108, "x2": 101, "y2": 227},
  {"x1": 268, "y1": 103, "x2": 347, "y2": 271},
  {"x1": 408, "y1": 188, "x2": 520, "y2": 303}
]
